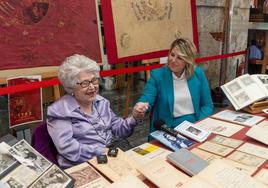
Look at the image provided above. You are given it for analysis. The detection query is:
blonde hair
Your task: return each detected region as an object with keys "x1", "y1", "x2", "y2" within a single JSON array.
[{"x1": 169, "y1": 35, "x2": 197, "y2": 79}]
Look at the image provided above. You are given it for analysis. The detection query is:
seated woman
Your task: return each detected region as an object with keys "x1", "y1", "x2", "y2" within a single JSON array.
[
  {"x1": 137, "y1": 35, "x2": 214, "y2": 132},
  {"x1": 47, "y1": 54, "x2": 148, "y2": 168}
]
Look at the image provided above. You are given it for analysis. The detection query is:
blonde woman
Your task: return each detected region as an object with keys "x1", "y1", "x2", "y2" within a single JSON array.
[{"x1": 137, "y1": 36, "x2": 214, "y2": 132}]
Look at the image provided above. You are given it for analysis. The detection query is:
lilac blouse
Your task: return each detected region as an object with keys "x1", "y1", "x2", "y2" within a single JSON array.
[{"x1": 47, "y1": 94, "x2": 137, "y2": 168}]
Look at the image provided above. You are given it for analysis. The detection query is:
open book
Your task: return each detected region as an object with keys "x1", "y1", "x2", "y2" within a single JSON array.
[
  {"x1": 221, "y1": 74, "x2": 268, "y2": 110},
  {"x1": 211, "y1": 109, "x2": 265, "y2": 127}
]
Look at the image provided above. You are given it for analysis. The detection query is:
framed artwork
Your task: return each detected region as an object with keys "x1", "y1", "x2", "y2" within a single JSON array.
[
  {"x1": 0, "y1": 0, "x2": 103, "y2": 70},
  {"x1": 101, "y1": 0, "x2": 199, "y2": 64}
]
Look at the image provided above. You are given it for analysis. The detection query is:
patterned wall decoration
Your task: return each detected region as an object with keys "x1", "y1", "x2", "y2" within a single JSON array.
[{"x1": 0, "y1": 0, "x2": 102, "y2": 70}]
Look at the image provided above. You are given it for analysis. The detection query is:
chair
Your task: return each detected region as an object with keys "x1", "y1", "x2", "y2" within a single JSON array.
[{"x1": 31, "y1": 122, "x2": 58, "y2": 165}]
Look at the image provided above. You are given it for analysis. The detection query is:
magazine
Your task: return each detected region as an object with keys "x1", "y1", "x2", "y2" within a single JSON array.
[
  {"x1": 174, "y1": 121, "x2": 211, "y2": 142},
  {"x1": 221, "y1": 74, "x2": 268, "y2": 110},
  {"x1": 211, "y1": 109, "x2": 265, "y2": 127},
  {"x1": 150, "y1": 130, "x2": 195, "y2": 151},
  {"x1": 7, "y1": 75, "x2": 43, "y2": 128}
]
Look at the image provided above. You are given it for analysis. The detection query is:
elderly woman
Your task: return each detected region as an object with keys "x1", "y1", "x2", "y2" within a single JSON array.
[
  {"x1": 137, "y1": 36, "x2": 214, "y2": 132},
  {"x1": 47, "y1": 54, "x2": 148, "y2": 168}
]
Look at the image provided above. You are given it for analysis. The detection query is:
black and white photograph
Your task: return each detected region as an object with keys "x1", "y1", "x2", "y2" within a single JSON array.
[
  {"x1": 4, "y1": 177, "x2": 24, "y2": 188},
  {"x1": 30, "y1": 165, "x2": 72, "y2": 188},
  {"x1": 234, "y1": 92, "x2": 250, "y2": 105},
  {"x1": 8, "y1": 140, "x2": 51, "y2": 175},
  {"x1": 257, "y1": 75, "x2": 268, "y2": 84},
  {"x1": 241, "y1": 76, "x2": 255, "y2": 86},
  {"x1": 186, "y1": 126, "x2": 202, "y2": 136},
  {"x1": 0, "y1": 142, "x2": 18, "y2": 178},
  {"x1": 227, "y1": 82, "x2": 242, "y2": 93},
  {"x1": 234, "y1": 114, "x2": 253, "y2": 123}
]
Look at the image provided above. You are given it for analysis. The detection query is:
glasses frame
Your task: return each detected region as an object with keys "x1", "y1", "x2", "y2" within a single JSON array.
[{"x1": 76, "y1": 77, "x2": 100, "y2": 88}]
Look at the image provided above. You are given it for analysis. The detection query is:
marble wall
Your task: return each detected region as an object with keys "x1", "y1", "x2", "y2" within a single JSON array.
[{"x1": 196, "y1": 0, "x2": 250, "y2": 88}]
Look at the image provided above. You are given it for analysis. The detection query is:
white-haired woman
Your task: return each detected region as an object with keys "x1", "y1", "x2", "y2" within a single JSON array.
[{"x1": 47, "y1": 54, "x2": 148, "y2": 168}]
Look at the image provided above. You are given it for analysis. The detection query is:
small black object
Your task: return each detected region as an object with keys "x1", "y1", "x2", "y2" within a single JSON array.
[
  {"x1": 97, "y1": 155, "x2": 108, "y2": 164},
  {"x1": 108, "y1": 148, "x2": 118, "y2": 157}
]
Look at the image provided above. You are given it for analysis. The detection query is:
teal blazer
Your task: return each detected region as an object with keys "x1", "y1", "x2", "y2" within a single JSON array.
[{"x1": 139, "y1": 66, "x2": 214, "y2": 132}]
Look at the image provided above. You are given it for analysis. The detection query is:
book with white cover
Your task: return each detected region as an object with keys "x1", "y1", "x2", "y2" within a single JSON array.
[
  {"x1": 246, "y1": 120, "x2": 268, "y2": 145},
  {"x1": 125, "y1": 143, "x2": 172, "y2": 165},
  {"x1": 221, "y1": 74, "x2": 268, "y2": 110},
  {"x1": 211, "y1": 109, "x2": 265, "y2": 126},
  {"x1": 174, "y1": 121, "x2": 210, "y2": 142}
]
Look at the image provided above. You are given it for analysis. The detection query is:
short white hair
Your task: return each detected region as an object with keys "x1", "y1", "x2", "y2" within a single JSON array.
[{"x1": 58, "y1": 54, "x2": 100, "y2": 94}]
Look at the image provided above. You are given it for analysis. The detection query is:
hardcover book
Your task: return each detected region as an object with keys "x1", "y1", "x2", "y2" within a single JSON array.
[
  {"x1": 150, "y1": 130, "x2": 194, "y2": 151},
  {"x1": 221, "y1": 74, "x2": 268, "y2": 110},
  {"x1": 166, "y1": 148, "x2": 209, "y2": 176},
  {"x1": 65, "y1": 162, "x2": 110, "y2": 188},
  {"x1": 174, "y1": 121, "x2": 210, "y2": 142},
  {"x1": 7, "y1": 76, "x2": 43, "y2": 128},
  {"x1": 211, "y1": 109, "x2": 265, "y2": 127}
]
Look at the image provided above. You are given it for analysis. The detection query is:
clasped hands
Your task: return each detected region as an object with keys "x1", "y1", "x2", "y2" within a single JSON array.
[{"x1": 132, "y1": 102, "x2": 149, "y2": 120}]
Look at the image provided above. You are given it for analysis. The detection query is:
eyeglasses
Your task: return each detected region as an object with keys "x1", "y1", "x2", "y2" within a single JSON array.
[{"x1": 76, "y1": 77, "x2": 100, "y2": 88}]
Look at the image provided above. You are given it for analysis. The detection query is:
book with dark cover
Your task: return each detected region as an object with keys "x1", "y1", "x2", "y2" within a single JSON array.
[
  {"x1": 150, "y1": 130, "x2": 194, "y2": 151},
  {"x1": 166, "y1": 148, "x2": 209, "y2": 176}
]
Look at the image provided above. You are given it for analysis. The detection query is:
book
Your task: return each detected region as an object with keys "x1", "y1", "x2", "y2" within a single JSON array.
[
  {"x1": 125, "y1": 142, "x2": 172, "y2": 165},
  {"x1": 0, "y1": 142, "x2": 19, "y2": 179},
  {"x1": 246, "y1": 120, "x2": 268, "y2": 145},
  {"x1": 88, "y1": 148, "x2": 144, "y2": 182},
  {"x1": 181, "y1": 159, "x2": 267, "y2": 188},
  {"x1": 211, "y1": 109, "x2": 265, "y2": 127},
  {"x1": 150, "y1": 130, "x2": 194, "y2": 151},
  {"x1": 166, "y1": 148, "x2": 209, "y2": 176},
  {"x1": 138, "y1": 159, "x2": 190, "y2": 188},
  {"x1": 174, "y1": 121, "x2": 211, "y2": 142},
  {"x1": 221, "y1": 74, "x2": 268, "y2": 110},
  {"x1": 7, "y1": 76, "x2": 43, "y2": 128},
  {"x1": 65, "y1": 162, "x2": 111, "y2": 188}
]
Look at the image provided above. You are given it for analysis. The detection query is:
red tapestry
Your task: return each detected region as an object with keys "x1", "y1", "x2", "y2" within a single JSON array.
[{"x1": 0, "y1": 0, "x2": 102, "y2": 70}]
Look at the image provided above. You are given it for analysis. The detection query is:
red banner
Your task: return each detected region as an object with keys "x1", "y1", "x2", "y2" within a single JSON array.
[{"x1": 0, "y1": 0, "x2": 102, "y2": 70}]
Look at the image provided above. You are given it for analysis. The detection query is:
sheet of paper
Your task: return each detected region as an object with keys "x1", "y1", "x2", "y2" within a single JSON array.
[
  {"x1": 107, "y1": 175, "x2": 149, "y2": 188},
  {"x1": 254, "y1": 169, "x2": 268, "y2": 185},
  {"x1": 89, "y1": 149, "x2": 143, "y2": 182},
  {"x1": 180, "y1": 176, "x2": 215, "y2": 188},
  {"x1": 198, "y1": 159, "x2": 267, "y2": 188},
  {"x1": 227, "y1": 151, "x2": 266, "y2": 168},
  {"x1": 209, "y1": 135, "x2": 243, "y2": 148},
  {"x1": 224, "y1": 159, "x2": 258, "y2": 176},
  {"x1": 237, "y1": 142, "x2": 268, "y2": 159},
  {"x1": 195, "y1": 118, "x2": 243, "y2": 137},
  {"x1": 198, "y1": 141, "x2": 234, "y2": 157},
  {"x1": 138, "y1": 159, "x2": 190, "y2": 188},
  {"x1": 190, "y1": 148, "x2": 222, "y2": 164}
]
